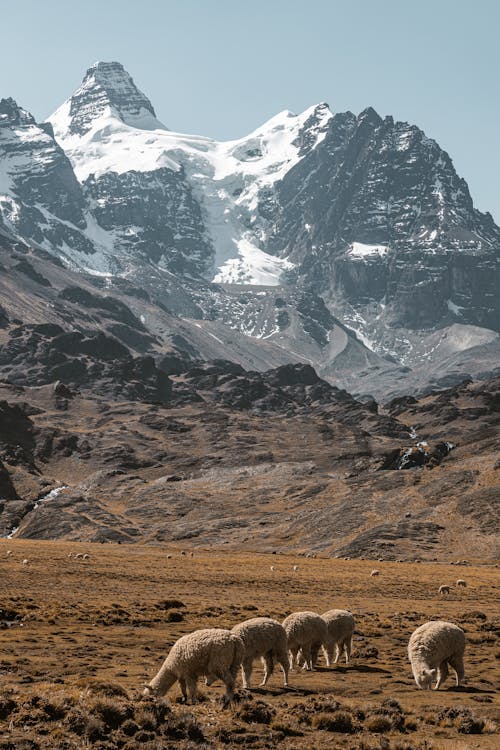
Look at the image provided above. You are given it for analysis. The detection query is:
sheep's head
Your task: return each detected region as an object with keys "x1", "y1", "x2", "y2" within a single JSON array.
[{"x1": 415, "y1": 668, "x2": 436, "y2": 690}]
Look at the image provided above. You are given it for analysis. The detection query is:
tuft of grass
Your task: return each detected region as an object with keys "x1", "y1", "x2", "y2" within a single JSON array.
[{"x1": 311, "y1": 710, "x2": 358, "y2": 733}]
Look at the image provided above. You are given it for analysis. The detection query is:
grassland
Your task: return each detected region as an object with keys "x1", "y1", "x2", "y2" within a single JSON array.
[{"x1": 1, "y1": 540, "x2": 499, "y2": 749}]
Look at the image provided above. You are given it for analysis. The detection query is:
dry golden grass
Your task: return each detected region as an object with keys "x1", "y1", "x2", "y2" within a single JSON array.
[{"x1": 1, "y1": 540, "x2": 499, "y2": 748}]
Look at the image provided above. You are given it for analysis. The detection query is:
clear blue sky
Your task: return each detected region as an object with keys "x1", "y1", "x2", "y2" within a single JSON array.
[{"x1": 2, "y1": 0, "x2": 499, "y2": 221}]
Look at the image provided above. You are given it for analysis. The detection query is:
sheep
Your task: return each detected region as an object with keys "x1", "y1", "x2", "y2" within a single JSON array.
[
  {"x1": 282, "y1": 611, "x2": 327, "y2": 671},
  {"x1": 6, "y1": 550, "x2": 12, "y2": 556},
  {"x1": 67, "y1": 553, "x2": 73, "y2": 559},
  {"x1": 74, "y1": 553, "x2": 84, "y2": 559},
  {"x1": 370, "y1": 569, "x2": 380, "y2": 577},
  {"x1": 321, "y1": 609, "x2": 355, "y2": 666},
  {"x1": 166, "y1": 554, "x2": 173, "y2": 559},
  {"x1": 231, "y1": 617, "x2": 289, "y2": 688},
  {"x1": 456, "y1": 579, "x2": 467, "y2": 588},
  {"x1": 270, "y1": 566, "x2": 275, "y2": 572},
  {"x1": 83, "y1": 553, "x2": 90, "y2": 560},
  {"x1": 22, "y1": 559, "x2": 29, "y2": 566},
  {"x1": 408, "y1": 620, "x2": 465, "y2": 690},
  {"x1": 438, "y1": 585, "x2": 450, "y2": 596},
  {"x1": 143, "y1": 628, "x2": 244, "y2": 705},
  {"x1": 293, "y1": 565, "x2": 299, "y2": 572}
]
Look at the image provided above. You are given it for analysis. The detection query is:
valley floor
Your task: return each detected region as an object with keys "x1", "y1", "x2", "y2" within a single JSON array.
[{"x1": 1, "y1": 541, "x2": 499, "y2": 748}]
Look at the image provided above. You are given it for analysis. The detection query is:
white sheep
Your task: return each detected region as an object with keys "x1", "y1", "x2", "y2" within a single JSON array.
[
  {"x1": 321, "y1": 609, "x2": 355, "y2": 666},
  {"x1": 408, "y1": 620, "x2": 465, "y2": 690},
  {"x1": 74, "y1": 553, "x2": 84, "y2": 559},
  {"x1": 456, "y1": 579, "x2": 467, "y2": 588},
  {"x1": 83, "y1": 553, "x2": 90, "y2": 560},
  {"x1": 166, "y1": 554, "x2": 173, "y2": 559},
  {"x1": 438, "y1": 585, "x2": 450, "y2": 596},
  {"x1": 232, "y1": 617, "x2": 289, "y2": 688},
  {"x1": 22, "y1": 559, "x2": 29, "y2": 566},
  {"x1": 293, "y1": 565, "x2": 299, "y2": 572},
  {"x1": 370, "y1": 569, "x2": 380, "y2": 577},
  {"x1": 270, "y1": 566, "x2": 275, "y2": 572},
  {"x1": 6, "y1": 550, "x2": 12, "y2": 556},
  {"x1": 67, "y1": 553, "x2": 73, "y2": 558},
  {"x1": 143, "y1": 628, "x2": 244, "y2": 705},
  {"x1": 282, "y1": 611, "x2": 327, "y2": 671}
]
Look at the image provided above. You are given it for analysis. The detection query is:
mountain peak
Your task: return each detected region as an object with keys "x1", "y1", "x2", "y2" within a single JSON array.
[
  {"x1": 0, "y1": 98, "x2": 35, "y2": 128},
  {"x1": 50, "y1": 61, "x2": 166, "y2": 138}
]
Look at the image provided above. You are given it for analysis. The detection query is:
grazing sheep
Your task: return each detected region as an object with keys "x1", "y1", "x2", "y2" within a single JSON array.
[
  {"x1": 143, "y1": 628, "x2": 244, "y2": 705},
  {"x1": 293, "y1": 565, "x2": 299, "y2": 572},
  {"x1": 321, "y1": 610, "x2": 355, "y2": 666},
  {"x1": 408, "y1": 620, "x2": 465, "y2": 690},
  {"x1": 82, "y1": 553, "x2": 90, "y2": 560},
  {"x1": 22, "y1": 559, "x2": 29, "y2": 566},
  {"x1": 74, "y1": 553, "x2": 84, "y2": 559},
  {"x1": 282, "y1": 611, "x2": 327, "y2": 671},
  {"x1": 232, "y1": 617, "x2": 289, "y2": 688},
  {"x1": 438, "y1": 585, "x2": 450, "y2": 596},
  {"x1": 67, "y1": 553, "x2": 73, "y2": 558},
  {"x1": 6, "y1": 550, "x2": 12, "y2": 556},
  {"x1": 456, "y1": 579, "x2": 467, "y2": 588},
  {"x1": 370, "y1": 569, "x2": 380, "y2": 577},
  {"x1": 270, "y1": 566, "x2": 275, "y2": 572}
]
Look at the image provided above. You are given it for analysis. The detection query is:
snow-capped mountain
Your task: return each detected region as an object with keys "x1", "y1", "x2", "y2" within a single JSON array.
[{"x1": 0, "y1": 61, "x2": 499, "y2": 396}]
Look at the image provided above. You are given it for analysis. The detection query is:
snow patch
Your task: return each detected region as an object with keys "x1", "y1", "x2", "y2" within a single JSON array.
[{"x1": 347, "y1": 242, "x2": 390, "y2": 258}]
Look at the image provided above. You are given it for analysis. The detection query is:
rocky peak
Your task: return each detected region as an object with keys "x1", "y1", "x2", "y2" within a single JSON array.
[
  {"x1": 0, "y1": 98, "x2": 35, "y2": 128},
  {"x1": 59, "y1": 61, "x2": 166, "y2": 136}
]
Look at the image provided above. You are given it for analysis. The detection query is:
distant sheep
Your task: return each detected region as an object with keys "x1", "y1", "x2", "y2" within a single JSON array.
[
  {"x1": 370, "y1": 569, "x2": 380, "y2": 577},
  {"x1": 143, "y1": 628, "x2": 244, "y2": 705},
  {"x1": 74, "y1": 553, "x2": 84, "y2": 559},
  {"x1": 166, "y1": 554, "x2": 173, "y2": 559},
  {"x1": 456, "y1": 579, "x2": 467, "y2": 588},
  {"x1": 232, "y1": 617, "x2": 289, "y2": 688},
  {"x1": 67, "y1": 553, "x2": 73, "y2": 559},
  {"x1": 438, "y1": 585, "x2": 450, "y2": 596},
  {"x1": 22, "y1": 559, "x2": 29, "y2": 566},
  {"x1": 293, "y1": 565, "x2": 299, "y2": 572},
  {"x1": 270, "y1": 566, "x2": 275, "y2": 572},
  {"x1": 408, "y1": 620, "x2": 465, "y2": 690},
  {"x1": 6, "y1": 550, "x2": 12, "y2": 556},
  {"x1": 321, "y1": 609, "x2": 355, "y2": 666},
  {"x1": 282, "y1": 611, "x2": 327, "y2": 671},
  {"x1": 82, "y1": 554, "x2": 90, "y2": 560}
]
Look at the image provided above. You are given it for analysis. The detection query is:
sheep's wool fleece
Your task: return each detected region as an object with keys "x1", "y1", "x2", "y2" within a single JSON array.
[
  {"x1": 232, "y1": 617, "x2": 287, "y2": 655},
  {"x1": 165, "y1": 628, "x2": 241, "y2": 675},
  {"x1": 322, "y1": 610, "x2": 355, "y2": 636},
  {"x1": 408, "y1": 621, "x2": 465, "y2": 667},
  {"x1": 282, "y1": 611, "x2": 327, "y2": 642}
]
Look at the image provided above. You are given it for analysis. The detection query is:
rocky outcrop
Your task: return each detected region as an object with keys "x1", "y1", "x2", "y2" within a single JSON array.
[{"x1": 0, "y1": 325, "x2": 172, "y2": 404}]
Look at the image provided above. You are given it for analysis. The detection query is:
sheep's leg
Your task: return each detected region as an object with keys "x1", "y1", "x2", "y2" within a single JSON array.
[
  {"x1": 301, "y1": 643, "x2": 313, "y2": 671},
  {"x1": 186, "y1": 676, "x2": 198, "y2": 704},
  {"x1": 344, "y1": 636, "x2": 352, "y2": 664},
  {"x1": 434, "y1": 661, "x2": 449, "y2": 690},
  {"x1": 241, "y1": 657, "x2": 253, "y2": 689},
  {"x1": 311, "y1": 642, "x2": 320, "y2": 668},
  {"x1": 221, "y1": 670, "x2": 236, "y2": 707},
  {"x1": 289, "y1": 648, "x2": 298, "y2": 670},
  {"x1": 260, "y1": 653, "x2": 274, "y2": 686},
  {"x1": 277, "y1": 649, "x2": 289, "y2": 687},
  {"x1": 322, "y1": 644, "x2": 331, "y2": 668},
  {"x1": 448, "y1": 655, "x2": 465, "y2": 686},
  {"x1": 333, "y1": 642, "x2": 341, "y2": 664},
  {"x1": 179, "y1": 677, "x2": 188, "y2": 702}
]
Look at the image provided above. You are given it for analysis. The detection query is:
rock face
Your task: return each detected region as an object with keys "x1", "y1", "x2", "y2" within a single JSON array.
[
  {"x1": 267, "y1": 108, "x2": 500, "y2": 341},
  {"x1": 0, "y1": 98, "x2": 94, "y2": 256},
  {"x1": 0, "y1": 61, "x2": 499, "y2": 395}
]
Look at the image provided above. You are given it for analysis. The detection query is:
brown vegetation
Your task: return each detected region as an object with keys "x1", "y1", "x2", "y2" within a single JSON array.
[{"x1": 1, "y1": 541, "x2": 498, "y2": 748}]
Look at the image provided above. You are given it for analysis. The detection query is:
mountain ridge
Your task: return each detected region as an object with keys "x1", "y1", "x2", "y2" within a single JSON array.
[{"x1": 0, "y1": 61, "x2": 499, "y2": 397}]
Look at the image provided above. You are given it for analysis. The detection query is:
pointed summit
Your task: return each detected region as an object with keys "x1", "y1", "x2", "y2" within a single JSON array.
[{"x1": 50, "y1": 61, "x2": 166, "y2": 138}]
